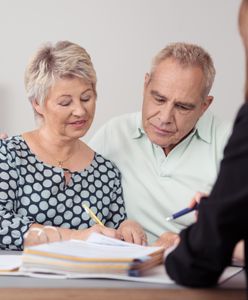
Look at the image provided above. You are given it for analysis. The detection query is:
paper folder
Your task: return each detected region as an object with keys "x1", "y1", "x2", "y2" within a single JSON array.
[{"x1": 21, "y1": 233, "x2": 164, "y2": 277}]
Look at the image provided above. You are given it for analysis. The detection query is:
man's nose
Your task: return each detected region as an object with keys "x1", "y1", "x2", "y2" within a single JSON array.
[{"x1": 159, "y1": 106, "x2": 174, "y2": 123}]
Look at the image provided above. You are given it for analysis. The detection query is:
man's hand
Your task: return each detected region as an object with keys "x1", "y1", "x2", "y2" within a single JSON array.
[
  {"x1": 117, "y1": 220, "x2": 147, "y2": 245},
  {"x1": 153, "y1": 232, "x2": 180, "y2": 250},
  {"x1": 189, "y1": 191, "x2": 208, "y2": 208},
  {"x1": 232, "y1": 240, "x2": 244, "y2": 265},
  {"x1": 189, "y1": 191, "x2": 208, "y2": 221}
]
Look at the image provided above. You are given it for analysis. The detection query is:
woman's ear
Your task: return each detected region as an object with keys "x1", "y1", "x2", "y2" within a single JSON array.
[{"x1": 32, "y1": 100, "x2": 43, "y2": 116}]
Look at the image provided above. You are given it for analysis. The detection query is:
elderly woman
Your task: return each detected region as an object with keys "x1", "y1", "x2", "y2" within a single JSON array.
[{"x1": 0, "y1": 41, "x2": 146, "y2": 250}]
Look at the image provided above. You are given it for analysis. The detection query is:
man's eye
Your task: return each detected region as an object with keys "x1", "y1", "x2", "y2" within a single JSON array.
[
  {"x1": 176, "y1": 104, "x2": 191, "y2": 111},
  {"x1": 154, "y1": 97, "x2": 165, "y2": 103}
]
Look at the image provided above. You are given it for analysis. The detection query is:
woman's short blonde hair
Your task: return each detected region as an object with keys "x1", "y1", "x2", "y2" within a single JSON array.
[
  {"x1": 25, "y1": 41, "x2": 97, "y2": 109},
  {"x1": 151, "y1": 42, "x2": 216, "y2": 99}
]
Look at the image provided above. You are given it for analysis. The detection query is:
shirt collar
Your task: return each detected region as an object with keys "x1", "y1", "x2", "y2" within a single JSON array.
[
  {"x1": 131, "y1": 111, "x2": 213, "y2": 144},
  {"x1": 131, "y1": 112, "x2": 145, "y2": 139},
  {"x1": 194, "y1": 110, "x2": 213, "y2": 144}
]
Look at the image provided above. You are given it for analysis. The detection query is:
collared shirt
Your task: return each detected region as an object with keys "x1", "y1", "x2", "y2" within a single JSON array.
[{"x1": 89, "y1": 111, "x2": 232, "y2": 243}]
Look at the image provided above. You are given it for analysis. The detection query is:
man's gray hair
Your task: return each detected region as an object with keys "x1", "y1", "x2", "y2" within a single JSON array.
[{"x1": 150, "y1": 42, "x2": 216, "y2": 98}]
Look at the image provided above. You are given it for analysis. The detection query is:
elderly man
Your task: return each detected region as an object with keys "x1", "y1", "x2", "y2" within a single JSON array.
[{"x1": 89, "y1": 42, "x2": 231, "y2": 245}]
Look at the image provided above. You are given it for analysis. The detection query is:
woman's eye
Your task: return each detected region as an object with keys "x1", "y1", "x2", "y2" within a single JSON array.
[
  {"x1": 59, "y1": 100, "x2": 71, "y2": 106},
  {"x1": 81, "y1": 95, "x2": 91, "y2": 102}
]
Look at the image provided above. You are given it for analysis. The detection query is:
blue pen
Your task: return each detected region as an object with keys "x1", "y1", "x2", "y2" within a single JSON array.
[{"x1": 166, "y1": 203, "x2": 199, "y2": 221}]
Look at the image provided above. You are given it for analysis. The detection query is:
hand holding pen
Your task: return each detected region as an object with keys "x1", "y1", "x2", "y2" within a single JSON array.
[
  {"x1": 82, "y1": 204, "x2": 105, "y2": 226},
  {"x1": 82, "y1": 204, "x2": 121, "y2": 239},
  {"x1": 82, "y1": 204, "x2": 147, "y2": 245},
  {"x1": 166, "y1": 192, "x2": 208, "y2": 222}
]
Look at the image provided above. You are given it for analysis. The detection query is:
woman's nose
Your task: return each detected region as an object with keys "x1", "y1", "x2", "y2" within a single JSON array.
[{"x1": 72, "y1": 102, "x2": 86, "y2": 116}]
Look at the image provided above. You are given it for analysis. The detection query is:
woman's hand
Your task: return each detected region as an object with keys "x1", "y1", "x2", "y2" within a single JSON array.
[
  {"x1": 71, "y1": 224, "x2": 122, "y2": 241},
  {"x1": 117, "y1": 220, "x2": 147, "y2": 245},
  {"x1": 0, "y1": 132, "x2": 8, "y2": 139},
  {"x1": 153, "y1": 232, "x2": 180, "y2": 250},
  {"x1": 24, "y1": 224, "x2": 122, "y2": 247}
]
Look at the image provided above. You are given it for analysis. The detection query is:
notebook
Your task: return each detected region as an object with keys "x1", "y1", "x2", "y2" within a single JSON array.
[{"x1": 20, "y1": 233, "x2": 164, "y2": 277}]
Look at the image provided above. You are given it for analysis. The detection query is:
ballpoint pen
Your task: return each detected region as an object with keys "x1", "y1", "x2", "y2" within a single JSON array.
[
  {"x1": 166, "y1": 203, "x2": 199, "y2": 221},
  {"x1": 82, "y1": 204, "x2": 105, "y2": 226}
]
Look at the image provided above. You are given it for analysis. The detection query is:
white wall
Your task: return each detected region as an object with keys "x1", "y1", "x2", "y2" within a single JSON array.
[{"x1": 0, "y1": 0, "x2": 244, "y2": 140}]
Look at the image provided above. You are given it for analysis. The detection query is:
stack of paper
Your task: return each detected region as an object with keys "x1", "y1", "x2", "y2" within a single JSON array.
[{"x1": 21, "y1": 233, "x2": 164, "y2": 277}]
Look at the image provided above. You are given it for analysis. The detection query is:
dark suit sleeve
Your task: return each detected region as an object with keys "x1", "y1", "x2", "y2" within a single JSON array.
[{"x1": 165, "y1": 103, "x2": 248, "y2": 287}]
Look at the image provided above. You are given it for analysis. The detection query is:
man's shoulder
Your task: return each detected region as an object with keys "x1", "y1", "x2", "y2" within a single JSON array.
[
  {"x1": 105, "y1": 112, "x2": 140, "y2": 127},
  {"x1": 198, "y1": 111, "x2": 232, "y2": 141},
  {"x1": 89, "y1": 112, "x2": 141, "y2": 153},
  {"x1": 211, "y1": 114, "x2": 233, "y2": 145},
  {"x1": 100, "y1": 112, "x2": 141, "y2": 135}
]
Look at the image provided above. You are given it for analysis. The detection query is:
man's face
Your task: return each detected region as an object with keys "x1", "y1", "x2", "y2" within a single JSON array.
[{"x1": 142, "y1": 58, "x2": 213, "y2": 155}]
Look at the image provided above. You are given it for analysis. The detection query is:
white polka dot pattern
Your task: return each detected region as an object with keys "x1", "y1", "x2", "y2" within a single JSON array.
[{"x1": 0, "y1": 136, "x2": 126, "y2": 250}]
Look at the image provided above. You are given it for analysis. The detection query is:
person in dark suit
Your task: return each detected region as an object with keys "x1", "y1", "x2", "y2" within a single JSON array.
[{"x1": 165, "y1": 0, "x2": 248, "y2": 287}]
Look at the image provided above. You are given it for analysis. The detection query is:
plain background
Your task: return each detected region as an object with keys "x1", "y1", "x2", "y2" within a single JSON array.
[{"x1": 0, "y1": 0, "x2": 244, "y2": 140}]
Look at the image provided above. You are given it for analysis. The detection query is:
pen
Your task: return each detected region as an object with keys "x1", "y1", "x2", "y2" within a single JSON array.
[
  {"x1": 166, "y1": 203, "x2": 199, "y2": 221},
  {"x1": 82, "y1": 204, "x2": 105, "y2": 226}
]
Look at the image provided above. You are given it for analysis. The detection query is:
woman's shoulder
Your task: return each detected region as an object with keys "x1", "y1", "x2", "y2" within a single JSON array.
[
  {"x1": 93, "y1": 152, "x2": 121, "y2": 177},
  {"x1": 0, "y1": 135, "x2": 30, "y2": 164},
  {"x1": 0, "y1": 135, "x2": 27, "y2": 150}
]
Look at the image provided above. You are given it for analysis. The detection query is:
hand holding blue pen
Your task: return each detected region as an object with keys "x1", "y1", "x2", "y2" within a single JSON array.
[
  {"x1": 166, "y1": 195, "x2": 208, "y2": 221},
  {"x1": 166, "y1": 203, "x2": 199, "y2": 221}
]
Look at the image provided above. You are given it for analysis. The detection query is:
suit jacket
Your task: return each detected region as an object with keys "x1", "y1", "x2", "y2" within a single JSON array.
[{"x1": 165, "y1": 103, "x2": 248, "y2": 287}]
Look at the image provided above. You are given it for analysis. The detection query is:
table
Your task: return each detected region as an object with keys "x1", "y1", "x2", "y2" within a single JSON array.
[{"x1": 0, "y1": 251, "x2": 246, "y2": 300}]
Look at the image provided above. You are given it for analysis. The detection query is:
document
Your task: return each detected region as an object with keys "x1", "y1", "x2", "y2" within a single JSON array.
[
  {"x1": 2, "y1": 233, "x2": 164, "y2": 277},
  {"x1": 20, "y1": 233, "x2": 164, "y2": 277},
  {"x1": 0, "y1": 254, "x2": 243, "y2": 285},
  {"x1": 0, "y1": 233, "x2": 243, "y2": 285},
  {"x1": 0, "y1": 255, "x2": 22, "y2": 272}
]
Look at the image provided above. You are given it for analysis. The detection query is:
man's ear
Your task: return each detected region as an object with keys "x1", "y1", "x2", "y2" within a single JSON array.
[
  {"x1": 144, "y1": 73, "x2": 151, "y2": 89},
  {"x1": 202, "y1": 95, "x2": 213, "y2": 113},
  {"x1": 32, "y1": 100, "x2": 43, "y2": 116}
]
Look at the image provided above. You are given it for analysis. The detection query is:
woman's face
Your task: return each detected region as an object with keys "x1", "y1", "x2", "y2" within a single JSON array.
[{"x1": 34, "y1": 77, "x2": 96, "y2": 139}]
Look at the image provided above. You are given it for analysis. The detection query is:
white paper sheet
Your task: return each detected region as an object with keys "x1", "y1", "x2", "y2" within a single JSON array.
[
  {"x1": 24, "y1": 237, "x2": 162, "y2": 260},
  {"x1": 0, "y1": 255, "x2": 22, "y2": 271}
]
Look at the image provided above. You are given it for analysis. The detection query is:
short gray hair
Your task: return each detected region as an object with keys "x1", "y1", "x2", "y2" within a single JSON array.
[
  {"x1": 25, "y1": 40, "x2": 97, "y2": 110},
  {"x1": 150, "y1": 42, "x2": 216, "y2": 98}
]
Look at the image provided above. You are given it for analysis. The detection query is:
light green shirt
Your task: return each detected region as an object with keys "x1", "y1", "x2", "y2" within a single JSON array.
[{"x1": 89, "y1": 111, "x2": 232, "y2": 243}]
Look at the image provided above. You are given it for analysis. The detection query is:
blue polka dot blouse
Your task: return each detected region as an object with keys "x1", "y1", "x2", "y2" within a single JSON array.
[{"x1": 0, "y1": 136, "x2": 126, "y2": 250}]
